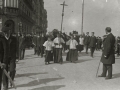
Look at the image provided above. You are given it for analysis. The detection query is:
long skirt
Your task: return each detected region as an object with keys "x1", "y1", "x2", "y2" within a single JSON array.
[
  {"x1": 54, "y1": 48, "x2": 63, "y2": 63},
  {"x1": 45, "y1": 50, "x2": 53, "y2": 62},
  {"x1": 66, "y1": 49, "x2": 78, "y2": 62}
]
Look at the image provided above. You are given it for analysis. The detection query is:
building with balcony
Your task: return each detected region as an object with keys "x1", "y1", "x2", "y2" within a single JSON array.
[{"x1": 0, "y1": 0, "x2": 48, "y2": 34}]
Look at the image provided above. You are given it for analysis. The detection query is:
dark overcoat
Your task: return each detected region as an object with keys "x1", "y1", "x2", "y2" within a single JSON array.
[
  {"x1": 40, "y1": 36, "x2": 46, "y2": 46},
  {"x1": 19, "y1": 36, "x2": 26, "y2": 49},
  {"x1": 9, "y1": 36, "x2": 17, "y2": 58},
  {"x1": 0, "y1": 33, "x2": 8, "y2": 64},
  {"x1": 84, "y1": 35, "x2": 90, "y2": 45},
  {"x1": 8, "y1": 35, "x2": 17, "y2": 71},
  {"x1": 101, "y1": 33, "x2": 115, "y2": 64},
  {"x1": 32, "y1": 36, "x2": 37, "y2": 50},
  {"x1": 36, "y1": 36, "x2": 41, "y2": 50},
  {"x1": 89, "y1": 36, "x2": 97, "y2": 48}
]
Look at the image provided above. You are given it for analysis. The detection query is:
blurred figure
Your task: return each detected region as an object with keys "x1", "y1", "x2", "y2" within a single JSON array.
[
  {"x1": 19, "y1": 33, "x2": 26, "y2": 60},
  {"x1": 32, "y1": 34, "x2": 37, "y2": 55},
  {"x1": 8, "y1": 33, "x2": 17, "y2": 87},
  {"x1": 40, "y1": 33, "x2": 46, "y2": 58},
  {"x1": 98, "y1": 27, "x2": 115, "y2": 79},
  {"x1": 78, "y1": 35, "x2": 84, "y2": 52},
  {"x1": 116, "y1": 36, "x2": 120, "y2": 57},
  {"x1": 66, "y1": 35, "x2": 78, "y2": 63},
  {"x1": 36, "y1": 33, "x2": 41, "y2": 56},
  {"x1": 53, "y1": 34, "x2": 65, "y2": 64},
  {"x1": 84, "y1": 32, "x2": 90, "y2": 54},
  {"x1": 0, "y1": 27, "x2": 11, "y2": 90},
  {"x1": 89, "y1": 32, "x2": 97, "y2": 58}
]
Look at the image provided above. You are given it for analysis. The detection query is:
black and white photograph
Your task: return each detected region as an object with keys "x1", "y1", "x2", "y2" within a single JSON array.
[{"x1": 0, "y1": 0, "x2": 120, "y2": 90}]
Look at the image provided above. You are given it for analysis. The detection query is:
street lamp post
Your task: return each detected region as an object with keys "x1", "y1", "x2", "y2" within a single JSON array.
[
  {"x1": 60, "y1": 1, "x2": 68, "y2": 33},
  {"x1": 81, "y1": 0, "x2": 84, "y2": 35}
]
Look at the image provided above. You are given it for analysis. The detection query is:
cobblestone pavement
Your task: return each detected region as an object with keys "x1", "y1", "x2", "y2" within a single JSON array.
[{"x1": 9, "y1": 49, "x2": 120, "y2": 90}]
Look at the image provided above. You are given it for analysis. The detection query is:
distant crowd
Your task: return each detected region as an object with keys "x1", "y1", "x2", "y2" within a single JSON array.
[{"x1": 0, "y1": 26, "x2": 119, "y2": 90}]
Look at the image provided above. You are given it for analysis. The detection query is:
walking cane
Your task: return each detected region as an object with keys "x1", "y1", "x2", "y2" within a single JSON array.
[
  {"x1": 96, "y1": 60, "x2": 101, "y2": 78},
  {"x1": 0, "y1": 62, "x2": 17, "y2": 89}
]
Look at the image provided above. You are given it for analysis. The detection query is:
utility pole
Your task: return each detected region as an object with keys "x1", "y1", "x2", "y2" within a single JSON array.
[
  {"x1": 60, "y1": 1, "x2": 68, "y2": 33},
  {"x1": 81, "y1": 0, "x2": 84, "y2": 34}
]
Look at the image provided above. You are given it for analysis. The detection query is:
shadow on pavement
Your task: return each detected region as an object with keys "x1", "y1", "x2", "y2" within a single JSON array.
[
  {"x1": 17, "y1": 77, "x2": 64, "y2": 88},
  {"x1": 62, "y1": 59, "x2": 93, "y2": 64},
  {"x1": 16, "y1": 72, "x2": 48, "y2": 78},
  {"x1": 24, "y1": 56, "x2": 41, "y2": 60},
  {"x1": 76, "y1": 59, "x2": 93, "y2": 63},
  {"x1": 113, "y1": 73, "x2": 120, "y2": 79},
  {"x1": 29, "y1": 85, "x2": 65, "y2": 90}
]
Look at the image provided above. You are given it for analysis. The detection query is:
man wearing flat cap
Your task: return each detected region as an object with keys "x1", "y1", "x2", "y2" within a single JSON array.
[{"x1": 98, "y1": 27, "x2": 115, "y2": 80}]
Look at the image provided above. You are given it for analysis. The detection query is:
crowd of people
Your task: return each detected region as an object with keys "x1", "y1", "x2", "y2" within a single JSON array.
[{"x1": 0, "y1": 26, "x2": 119, "y2": 90}]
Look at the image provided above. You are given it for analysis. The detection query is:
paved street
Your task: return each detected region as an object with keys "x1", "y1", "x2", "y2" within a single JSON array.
[{"x1": 10, "y1": 49, "x2": 120, "y2": 90}]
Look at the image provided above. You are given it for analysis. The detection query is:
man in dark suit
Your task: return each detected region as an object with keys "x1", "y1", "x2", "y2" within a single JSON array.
[
  {"x1": 19, "y1": 33, "x2": 26, "y2": 60},
  {"x1": 89, "y1": 32, "x2": 97, "y2": 58},
  {"x1": 84, "y1": 32, "x2": 90, "y2": 54},
  {"x1": 98, "y1": 27, "x2": 115, "y2": 80},
  {"x1": 40, "y1": 33, "x2": 46, "y2": 58},
  {"x1": 32, "y1": 34, "x2": 37, "y2": 55},
  {"x1": 0, "y1": 26, "x2": 11, "y2": 90},
  {"x1": 36, "y1": 33, "x2": 41, "y2": 56},
  {"x1": 8, "y1": 33, "x2": 17, "y2": 87}
]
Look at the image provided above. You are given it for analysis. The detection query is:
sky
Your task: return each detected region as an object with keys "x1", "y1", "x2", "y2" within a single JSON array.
[{"x1": 44, "y1": 0, "x2": 120, "y2": 36}]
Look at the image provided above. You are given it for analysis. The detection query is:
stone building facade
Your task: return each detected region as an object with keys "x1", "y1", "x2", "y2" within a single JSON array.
[{"x1": 0, "y1": 0, "x2": 48, "y2": 34}]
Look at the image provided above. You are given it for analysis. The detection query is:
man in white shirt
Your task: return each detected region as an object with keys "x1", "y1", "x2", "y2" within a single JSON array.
[{"x1": 53, "y1": 34, "x2": 65, "y2": 64}]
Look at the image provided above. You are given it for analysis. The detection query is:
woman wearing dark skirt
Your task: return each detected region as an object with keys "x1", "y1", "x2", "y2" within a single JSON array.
[
  {"x1": 66, "y1": 35, "x2": 78, "y2": 63},
  {"x1": 43, "y1": 37, "x2": 54, "y2": 65}
]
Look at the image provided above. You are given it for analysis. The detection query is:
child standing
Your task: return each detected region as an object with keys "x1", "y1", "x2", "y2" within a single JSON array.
[{"x1": 43, "y1": 37, "x2": 54, "y2": 65}]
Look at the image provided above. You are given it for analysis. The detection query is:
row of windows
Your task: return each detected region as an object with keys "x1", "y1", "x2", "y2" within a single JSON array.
[
  {"x1": 19, "y1": 1, "x2": 31, "y2": 17},
  {"x1": 4, "y1": 0, "x2": 18, "y2": 8}
]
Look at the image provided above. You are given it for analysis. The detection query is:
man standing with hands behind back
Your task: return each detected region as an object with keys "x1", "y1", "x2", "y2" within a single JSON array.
[{"x1": 98, "y1": 27, "x2": 115, "y2": 80}]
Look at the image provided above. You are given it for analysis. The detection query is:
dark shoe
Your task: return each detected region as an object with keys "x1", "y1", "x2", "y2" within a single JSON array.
[
  {"x1": 98, "y1": 75, "x2": 106, "y2": 77},
  {"x1": 105, "y1": 77, "x2": 112, "y2": 80}
]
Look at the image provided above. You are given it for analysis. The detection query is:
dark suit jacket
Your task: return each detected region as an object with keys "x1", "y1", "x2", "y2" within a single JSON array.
[
  {"x1": 36, "y1": 36, "x2": 41, "y2": 50},
  {"x1": 89, "y1": 36, "x2": 97, "y2": 48},
  {"x1": 40, "y1": 36, "x2": 46, "y2": 46},
  {"x1": 0, "y1": 33, "x2": 8, "y2": 64},
  {"x1": 101, "y1": 33, "x2": 115, "y2": 64},
  {"x1": 19, "y1": 36, "x2": 26, "y2": 49},
  {"x1": 32, "y1": 36, "x2": 37, "y2": 46},
  {"x1": 9, "y1": 36, "x2": 17, "y2": 58},
  {"x1": 84, "y1": 35, "x2": 90, "y2": 45}
]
